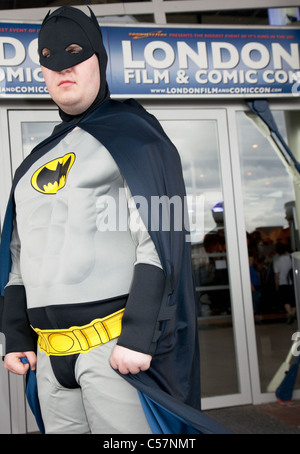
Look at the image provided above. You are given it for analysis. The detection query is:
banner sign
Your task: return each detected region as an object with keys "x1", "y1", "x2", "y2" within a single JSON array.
[{"x1": 0, "y1": 23, "x2": 299, "y2": 98}]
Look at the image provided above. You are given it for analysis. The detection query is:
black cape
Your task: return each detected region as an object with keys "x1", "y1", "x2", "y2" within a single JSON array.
[{"x1": 0, "y1": 98, "x2": 230, "y2": 434}]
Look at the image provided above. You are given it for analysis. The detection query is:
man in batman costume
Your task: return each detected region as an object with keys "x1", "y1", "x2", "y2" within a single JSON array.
[{"x1": 0, "y1": 6, "x2": 229, "y2": 434}]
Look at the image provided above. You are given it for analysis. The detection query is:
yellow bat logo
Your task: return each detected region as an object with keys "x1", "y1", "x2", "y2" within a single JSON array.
[{"x1": 31, "y1": 153, "x2": 75, "y2": 194}]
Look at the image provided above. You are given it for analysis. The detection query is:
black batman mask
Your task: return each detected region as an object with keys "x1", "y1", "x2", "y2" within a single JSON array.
[{"x1": 38, "y1": 6, "x2": 110, "y2": 123}]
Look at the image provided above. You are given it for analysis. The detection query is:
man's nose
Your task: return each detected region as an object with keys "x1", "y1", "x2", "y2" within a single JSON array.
[{"x1": 58, "y1": 65, "x2": 74, "y2": 74}]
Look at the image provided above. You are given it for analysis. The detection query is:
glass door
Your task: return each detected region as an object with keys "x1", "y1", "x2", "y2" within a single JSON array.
[
  {"x1": 149, "y1": 108, "x2": 252, "y2": 409},
  {"x1": 230, "y1": 106, "x2": 300, "y2": 402}
]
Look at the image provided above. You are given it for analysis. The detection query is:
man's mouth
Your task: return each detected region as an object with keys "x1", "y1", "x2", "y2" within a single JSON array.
[{"x1": 58, "y1": 80, "x2": 75, "y2": 87}]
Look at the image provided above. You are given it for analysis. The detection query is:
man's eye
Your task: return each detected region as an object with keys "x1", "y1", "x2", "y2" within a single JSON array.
[
  {"x1": 65, "y1": 44, "x2": 83, "y2": 54},
  {"x1": 42, "y1": 48, "x2": 51, "y2": 58}
]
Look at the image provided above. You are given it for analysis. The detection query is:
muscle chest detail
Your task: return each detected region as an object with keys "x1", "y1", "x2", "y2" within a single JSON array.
[{"x1": 13, "y1": 127, "x2": 136, "y2": 308}]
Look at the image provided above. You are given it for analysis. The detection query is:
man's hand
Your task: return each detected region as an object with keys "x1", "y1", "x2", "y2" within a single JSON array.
[
  {"x1": 4, "y1": 351, "x2": 37, "y2": 375},
  {"x1": 110, "y1": 345, "x2": 152, "y2": 374}
]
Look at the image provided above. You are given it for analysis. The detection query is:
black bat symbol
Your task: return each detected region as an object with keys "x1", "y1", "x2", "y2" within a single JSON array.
[{"x1": 36, "y1": 156, "x2": 72, "y2": 192}]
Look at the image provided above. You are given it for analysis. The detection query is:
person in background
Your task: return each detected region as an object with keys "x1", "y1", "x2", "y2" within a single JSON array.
[
  {"x1": 249, "y1": 255, "x2": 261, "y2": 316},
  {"x1": 273, "y1": 242, "x2": 296, "y2": 324}
]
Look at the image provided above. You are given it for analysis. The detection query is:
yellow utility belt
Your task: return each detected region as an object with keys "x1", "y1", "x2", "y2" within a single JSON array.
[{"x1": 32, "y1": 308, "x2": 124, "y2": 356}]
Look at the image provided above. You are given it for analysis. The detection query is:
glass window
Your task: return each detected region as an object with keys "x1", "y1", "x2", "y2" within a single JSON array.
[
  {"x1": 21, "y1": 122, "x2": 59, "y2": 158},
  {"x1": 131, "y1": 14, "x2": 154, "y2": 22},
  {"x1": 237, "y1": 110, "x2": 300, "y2": 393},
  {"x1": 161, "y1": 118, "x2": 238, "y2": 397},
  {"x1": 166, "y1": 9, "x2": 269, "y2": 25}
]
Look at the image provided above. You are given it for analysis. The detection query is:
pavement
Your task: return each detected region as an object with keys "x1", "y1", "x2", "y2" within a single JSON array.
[
  {"x1": 27, "y1": 395, "x2": 300, "y2": 435},
  {"x1": 204, "y1": 399, "x2": 300, "y2": 434}
]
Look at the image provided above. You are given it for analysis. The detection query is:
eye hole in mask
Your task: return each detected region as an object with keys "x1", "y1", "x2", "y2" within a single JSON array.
[
  {"x1": 42, "y1": 48, "x2": 51, "y2": 58},
  {"x1": 65, "y1": 44, "x2": 83, "y2": 54},
  {"x1": 41, "y1": 44, "x2": 83, "y2": 59}
]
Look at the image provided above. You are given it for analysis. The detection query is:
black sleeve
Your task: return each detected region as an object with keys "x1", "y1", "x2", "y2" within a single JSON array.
[
  {"x1": 117, "y1": 263, "x2": 173, "y2": 356},
  {"x1": 2, "y1": 285, "x2": 37, "y2": 354}
]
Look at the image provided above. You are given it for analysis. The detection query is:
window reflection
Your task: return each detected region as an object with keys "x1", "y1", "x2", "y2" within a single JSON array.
[
  {"x1": 237, "y1": 110, "x2": 300, "y2": 393},
  {"x1": 21, "y1": 122, "x2": 59, "y2": 158},
  {"x1": 160, "y1": 118, "x2": 238, "y2": 397},
  {"x1": 238, "y1": 110, "x2": 295, "y2": 319}
]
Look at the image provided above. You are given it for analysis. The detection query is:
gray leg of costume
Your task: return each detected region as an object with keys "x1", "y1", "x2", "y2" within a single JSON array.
[{"x1": 36, "y1": 339, "x2": 152, "y2": 434}]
